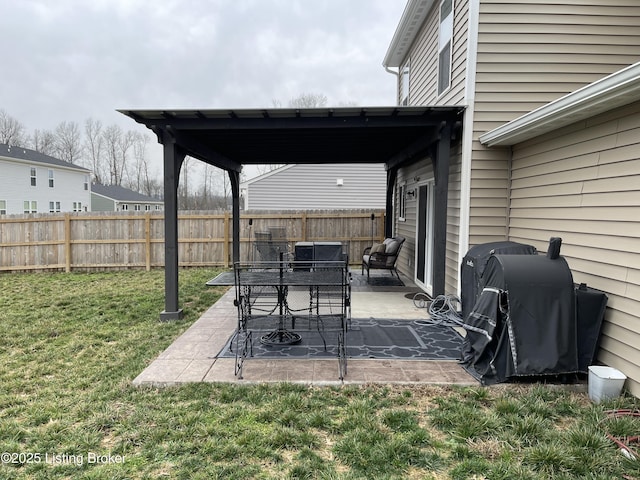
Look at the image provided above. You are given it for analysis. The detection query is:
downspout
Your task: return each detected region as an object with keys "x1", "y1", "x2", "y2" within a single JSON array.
[
  {"x1": 384, "y1": 66, "x2": 399, "y2": 78},
  {"x1": 457, "y1": 0, "x2": 480, "y2": 296},
  {"x1": 384, "y1": 65, "x2": 400, "y2": 239},
  {"x1": 384, "y1": 66, "x2": 400, "y2": 105}
]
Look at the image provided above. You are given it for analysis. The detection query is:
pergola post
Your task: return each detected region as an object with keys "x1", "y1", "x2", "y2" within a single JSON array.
[
  {"x1": 385, "y1": 166, "x2": 399, "y2": 238},
  {"x1": 228, "y1": 169, "x2": 241, "y2": 265},
  {"x1": 432, "y1": 121, "x2": 452, "y2": 297},
  {"x1": 160, "y1": 138, "x2": 185, "y2": 321}
]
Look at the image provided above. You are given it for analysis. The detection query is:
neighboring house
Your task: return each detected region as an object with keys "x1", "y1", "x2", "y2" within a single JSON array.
[
  {"x1": 241, "y1": 163, "x2": 386, "y2": 210},
  {"x1": 91, "y1": 183, "x2": 164, "y2": 212},
  {"x1": 0, "y1": 143, "x2": 91, "y2": 215},
  {"x1": 384, "y1": 1, "x2": 640, "y2": 394}
]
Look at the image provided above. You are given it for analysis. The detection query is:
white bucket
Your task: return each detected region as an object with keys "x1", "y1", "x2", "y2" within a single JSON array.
[{"x1": 588, "y1": 366, "x2": 627, "y2": 403}]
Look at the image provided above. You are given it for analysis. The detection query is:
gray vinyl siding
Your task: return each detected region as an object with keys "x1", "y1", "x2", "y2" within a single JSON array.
[
  {"x1": 394, "y1": 138, "x2": 462, "y2": 295},
  {"x1": 402, "y1": 0, "x2": 469, "y2": 107},
  {"x1": 508, "y1": 100, "x2": 640, "y2": 396},
  {"x1": 397, "y1": 0, "x2": 468, "y2": 293},
  {"x1": 91, "y1": 195, "x2": 116, "y2": 212},
  {"x1": 243, "y1": 164, "x2": 386, "y2": 210},
  {"x1": 395, "y1": 161, "x2": 434, "y2": 280},
  {"x1": 440, "y1": 0, "x2": 469, "y2": 105},
  {"x1": 445, "y1": 141, "x2": 463, "y2": 294},
  {"x1": 470, "y1": 0, "x2": 640, "y2": 247}
]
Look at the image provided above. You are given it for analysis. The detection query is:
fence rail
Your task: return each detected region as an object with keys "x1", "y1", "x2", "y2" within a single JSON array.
[{"x1": 0, "y1": 210, "x2": 386, "y2": 273}]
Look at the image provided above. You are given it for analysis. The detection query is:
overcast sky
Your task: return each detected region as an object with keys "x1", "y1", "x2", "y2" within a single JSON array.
[
  {"x1": 1, "y1": 0, "x2": 407, "y2": 178},
  {"x1": 1, "y1": 0, "x2": 406, "y2": 129}
]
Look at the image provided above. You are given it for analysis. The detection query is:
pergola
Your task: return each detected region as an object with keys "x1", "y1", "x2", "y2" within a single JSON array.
[{"x1": 119, "y1": 106, "x2": 464, "y2": 320}]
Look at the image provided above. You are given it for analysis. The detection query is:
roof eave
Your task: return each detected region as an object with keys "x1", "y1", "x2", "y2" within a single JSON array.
[
  {"x1": 383, "y1": 0, "x2": 435, "y2": 68},
  {"x1": 479, "y1": 62, "x2": 640, "y2": 147}
]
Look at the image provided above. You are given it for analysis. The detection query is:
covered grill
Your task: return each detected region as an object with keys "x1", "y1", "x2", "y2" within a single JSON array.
[
  {"x1": 460, "y1": 241, "x2": 537, "y2": 322},
  {"x1": 459, "y1": 238, "x2": 608, "y2": 385}
]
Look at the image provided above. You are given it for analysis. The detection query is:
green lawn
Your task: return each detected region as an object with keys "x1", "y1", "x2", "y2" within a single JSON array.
[{"x1": 0, "y1": 269, "x2": 639, "y2": 479}]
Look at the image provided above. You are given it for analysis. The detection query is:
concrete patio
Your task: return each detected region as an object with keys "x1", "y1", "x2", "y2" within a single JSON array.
[{"x1": 132, "y1": 272, "x2": 478, "y2": 387}]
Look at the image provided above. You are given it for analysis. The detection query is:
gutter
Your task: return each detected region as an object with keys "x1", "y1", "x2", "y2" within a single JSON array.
[{"x1": 383, "y1": 0, "x2": 435, "y2": 68}]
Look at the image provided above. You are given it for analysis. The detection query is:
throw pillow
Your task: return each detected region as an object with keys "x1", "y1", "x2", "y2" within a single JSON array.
[{"x1": 370, "y1": 243, "x2": 386, "y2": 254}]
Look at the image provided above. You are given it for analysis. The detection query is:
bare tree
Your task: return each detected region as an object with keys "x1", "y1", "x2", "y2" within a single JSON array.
[
  {"x1": 288, "y1": 93, "x2": 328, "y2": 108},
  {"x1": 54, "y1": 120, "x2": 82, "y2": 163},
  {"x1": 128, "y1": 132, "x2": 153, "y2": 194},
  {"x1": 31, "y1": 129, "x2": 57, "y2": 155},
  {"x1": 200, "y1": 164, "x2": 215, "y2": 208},
  {"x1": 102, "y1": 124, "x2": 120, "y2": 184},
  {"x1": 178, "y1": 156, "x2": 195, "y2": 209},
  {"x1": 84, "y1": 118, "x2": 105, "y2": 184},
  {"x1": 0, "y1": 109, "x2": 27, "y2": 146},
  {"x1": 117, "y1": 129, "x2": 137, "y2": 186},
  {"x1": 145, "y1": 177, "x2": 164, "y2": 199},
  {"x1": 102, "y1": 124, "x2": 135, "y2": 186}
]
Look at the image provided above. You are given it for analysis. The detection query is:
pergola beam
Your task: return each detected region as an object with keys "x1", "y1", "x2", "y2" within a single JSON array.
[
  {"x1": 164, "y1": 126, "x2": 242, "y2": 173},
  {"x1": 126, "y1": 114, "x2": 448, "y2": 131}
]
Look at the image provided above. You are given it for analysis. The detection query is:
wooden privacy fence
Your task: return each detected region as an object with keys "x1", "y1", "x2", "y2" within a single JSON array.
[{"x1": 0, "y1": 209, "x2": 386, "y2": 273}]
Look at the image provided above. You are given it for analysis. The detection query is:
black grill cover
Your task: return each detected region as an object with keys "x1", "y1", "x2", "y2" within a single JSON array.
[
  {"x1": 576, "y1": 284, "x2": 608, "y2": 371},
  {"x1": 461, "y1": 254, "x2": 578, "y2": 385},
  {"x1": 460, "y1": 241, "x2": 537, "y2": 322}
]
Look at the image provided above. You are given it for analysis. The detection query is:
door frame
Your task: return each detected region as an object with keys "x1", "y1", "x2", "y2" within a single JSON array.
[{"x1": 414, "y1": 181, "x2": 435, "y2": 296}]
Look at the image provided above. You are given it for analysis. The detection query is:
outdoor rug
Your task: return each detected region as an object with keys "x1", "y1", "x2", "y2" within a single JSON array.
[{"x1": 217, "y1": 317, "x2": 463, "y2": 360}]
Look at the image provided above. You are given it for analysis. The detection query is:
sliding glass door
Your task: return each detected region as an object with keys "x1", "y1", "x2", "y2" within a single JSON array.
[{"x1": 415, "y1": 183, "x2": 434, "y2": 295}]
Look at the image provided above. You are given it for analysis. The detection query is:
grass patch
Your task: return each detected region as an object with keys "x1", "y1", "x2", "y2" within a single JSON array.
[{"x1": 1, "y1": 269, "x2": 640, "y2": 478}]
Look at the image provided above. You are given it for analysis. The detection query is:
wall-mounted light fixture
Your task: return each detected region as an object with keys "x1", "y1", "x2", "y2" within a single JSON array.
[
  {"x1": 336, "y1": 178, "x2": 344, "y2": 186},
  {"x1": 406, "y1": 188, "x2": 415, "y2": 198}
]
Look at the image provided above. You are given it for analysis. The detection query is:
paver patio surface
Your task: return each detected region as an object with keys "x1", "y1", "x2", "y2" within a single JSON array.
[{"x1": 132, "y1": 273, "x2": 477, "y2": 387}]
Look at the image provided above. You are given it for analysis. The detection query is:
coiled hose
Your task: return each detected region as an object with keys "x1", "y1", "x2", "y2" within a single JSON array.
[{"x1": 415, "y1": 293, "x2": 490, "y2": 336}]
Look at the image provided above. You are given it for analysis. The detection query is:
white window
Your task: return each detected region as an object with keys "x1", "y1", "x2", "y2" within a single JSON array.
[
  {"x1": 155, "y1": 205, "x2": 162, "y2": 211},
  {"x1": 121, "y1": 204, "x2": 129, "y2": 211},
  {"x1": 398, "y1": 184, "x2": 407, "y2": 220},
  {"x1": 0, "y1": 200, "x2": 6, "y2": 215},
  {"x1": 401, "y1": 62, "x2": 410, "y2": 106},
  {"x1": 24, "y1": 201, "x2": 37, "y2": 213},
  {"x1": 49, "y1": 201, "x2": 61, "y2": 213},
  {"x1": 134, "y1": 204, "x2": 141, "y2": 211},
  {"x1": 73, "y1": 202, "x2": 82, "y2": 212},
  {"x1": 30, "y1": 167, "x2": 37, "y2": 186},
  {"x1": 84, "y1": 175, "x2": 89, "y2": 191},
  {"x1": 48, "y1": 169, "x2": 54, "y2": 188},
  {"x1": 145, "y1": 204, "x2": 151, "y2": 211},
  {"x1": 438, "y1": 0, "x2": 453, "y2": 96}
]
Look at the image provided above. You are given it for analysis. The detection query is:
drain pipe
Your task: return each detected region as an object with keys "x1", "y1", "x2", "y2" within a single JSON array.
[
  {"x1": 384, "y1": 66, "x2": 399, "y2": 77},
  {"x1": 384, "y1": 66, "x2": 399, "y2": 106}
]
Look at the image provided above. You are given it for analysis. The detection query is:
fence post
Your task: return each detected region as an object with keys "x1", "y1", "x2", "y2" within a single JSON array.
[
  {"x1": 145, "y1": 213, "x2": 151, "y2": 271},
  {"x1": 223, "y1": 211, "x2": 230, "y2": 268},
  {"x1": 301, "y1": 212, "x2": 307, "y2": 242},
  {"x1": 64, "y1": 214, "x2": 71, "y2": 273}
]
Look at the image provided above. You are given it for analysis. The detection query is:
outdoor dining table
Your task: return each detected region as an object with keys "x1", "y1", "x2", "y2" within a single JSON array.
[{"x1": 232, "y1": 259, "x2": 351, "y2": 379}]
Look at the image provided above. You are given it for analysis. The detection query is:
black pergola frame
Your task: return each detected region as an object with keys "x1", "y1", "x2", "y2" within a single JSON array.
[{"x1": 119, "y1": 106, "x2": 464, "y2": 320}]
